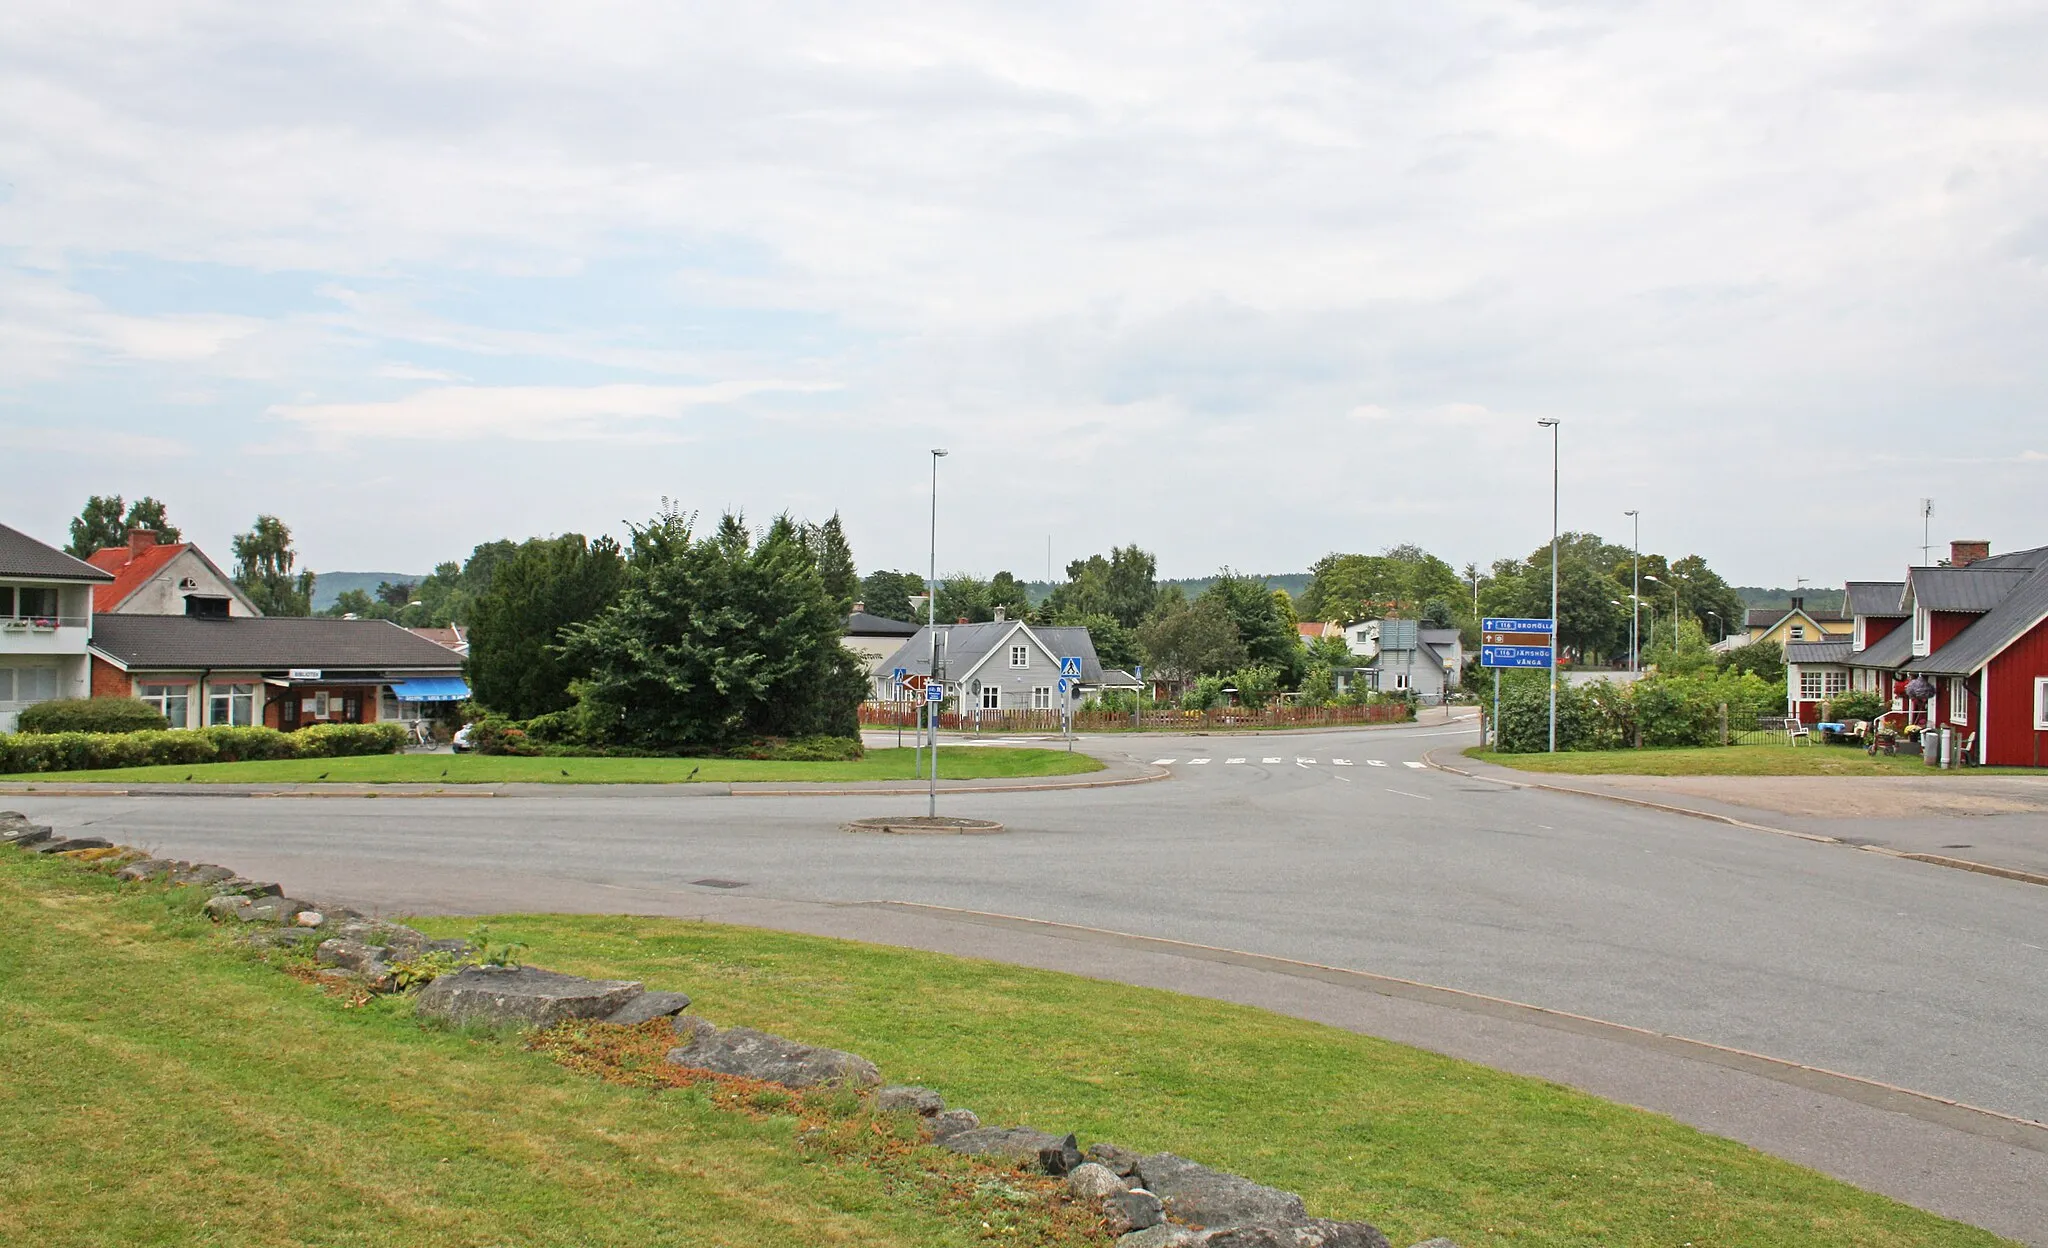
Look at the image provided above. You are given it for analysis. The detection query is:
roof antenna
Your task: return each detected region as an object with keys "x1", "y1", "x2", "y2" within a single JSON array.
[{"x1": 1919, "y1": 498, "x2": 1934, "y2": 565}]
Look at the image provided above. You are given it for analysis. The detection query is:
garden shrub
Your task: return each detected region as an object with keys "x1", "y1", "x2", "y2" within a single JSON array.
[
  {"x1": 16, "y1": 698, "x2": 168, "y2": 735},
  {"x1": 729, "y1": 735, "x2": 863, "y2": 762},
  {"x1": 465, "y1": 716, "x2": 542, "y2": 756},
  {"x1": 1823, "y1": 688, "x2": 1886, "y2": 723},
  {"x1": 0, "y1": 723, "x2": 406, "y2": 774}
]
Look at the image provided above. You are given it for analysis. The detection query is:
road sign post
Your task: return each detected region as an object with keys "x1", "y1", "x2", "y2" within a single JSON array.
[
  {"x1": 1058, "y1": 658, "x2": 1082, "y2": 750},
  {"x1": 1480, "y1": 618, "x2": 1555, "y2": 748}
]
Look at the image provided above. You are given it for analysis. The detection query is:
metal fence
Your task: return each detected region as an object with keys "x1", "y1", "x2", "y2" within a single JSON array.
[{"x1": 858, "y1": 702, "x2": 1415, "y2": 734}]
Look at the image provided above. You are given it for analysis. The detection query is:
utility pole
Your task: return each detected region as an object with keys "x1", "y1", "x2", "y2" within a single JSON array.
[
  {"x1": 1625, "y1": 509, "x2": 1639, "y2": 675},
  {"x1": 1538, "y1": 418, "x2": 1560, "y2": 752},
  {"x1": 928, "y1": 448, "x2": 948, "y2": 816}
]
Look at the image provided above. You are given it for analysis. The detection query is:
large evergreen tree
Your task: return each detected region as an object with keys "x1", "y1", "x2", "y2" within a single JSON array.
[
  {"x1": 803, "y1": 514, "x2": 860, "y2": 612},
  {"x1": 564, "y1": 510, "x2": 869, "y2": 750},
  {"x1": 465, "y1": 534, "x2": 626, "y2": 718},
  {"x1": 231, "y1": 515, "x2": 315, "y2": 616}
]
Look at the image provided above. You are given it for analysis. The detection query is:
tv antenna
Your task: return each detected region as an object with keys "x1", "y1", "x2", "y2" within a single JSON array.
[{"x1": 1919, "y1": 498, "x2": 1934, "y2": 564}]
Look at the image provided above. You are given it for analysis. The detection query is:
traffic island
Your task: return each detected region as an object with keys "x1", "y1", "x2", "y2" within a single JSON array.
[{"x1": 843, "y1": 815, "x2": 1006, "y2": 835}]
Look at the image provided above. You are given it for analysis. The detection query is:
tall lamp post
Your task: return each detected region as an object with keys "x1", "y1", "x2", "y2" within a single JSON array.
[
  {"x1": 927, "y1": 448, "x2": 948, "y2": 817},
  {"x1": 1537, "y1": 418, "x2": 1561, "y2": 752},
  {"x1": 1705, "y1": 609, "x2": 1722, "y2": 642},
  {"x1": 1624, "y1": 509, "x2": 1640, "y2": 674},
  {"x1": 1644, "y1": 572, "x2": 1679, "y2": 647}
]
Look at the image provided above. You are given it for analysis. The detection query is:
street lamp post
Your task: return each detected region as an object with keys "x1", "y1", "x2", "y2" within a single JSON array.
[
  {"x1": 1624, "y1": 510, "x2": 1640, "y2": 674},
  {"x1": 1705, "y1": 609, "x2": 1723, "y2": 642},
  {"x1": 927, "y1": 448, "x2": 948, "y2": 817},
  {"x1": 1536, "y1": 419, "x2": 1560, "y2": 751}
]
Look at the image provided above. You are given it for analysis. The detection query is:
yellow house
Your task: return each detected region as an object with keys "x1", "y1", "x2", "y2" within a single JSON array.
[{"x1": 1744, "y1": 596, "x2": 1852, "y2": 648}]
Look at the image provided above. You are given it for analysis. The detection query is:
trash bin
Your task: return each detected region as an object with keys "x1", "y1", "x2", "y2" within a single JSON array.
[{"x1": 1923, "y1": 726, "x2": 1942, "y2": 766}]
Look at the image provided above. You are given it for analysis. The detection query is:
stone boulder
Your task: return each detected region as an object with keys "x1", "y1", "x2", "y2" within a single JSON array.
[
  {"x1": 1065, "y1": 1162, "x2": 1129, "y2": 1201},
  {"x1": 1136, "y1": 1154, "x2": 1307, "y2": 1231},
  {"x1": 601, "y1": 990, "x2": 694, "y2": 1026},
  {"x1": 417, "y1": 966, "x2": 644, "y2": 1030},
  {"x1": 168, "y1": 865, "x2": 235, "y2": 886},
  {"x1": 2, "y1": 823, "x2": 54, "y2": 848},
  {"x1": 928, "y1": 1108, "x2": 980, "y2": 1140},
  {"x1": 214, "y1": 877, "x2": 283, "y2": 898},
  {"x1": 203, "y1": 895, "x2": 253, "y2": 921},
  {"x1": 317, "y1": 939, "x2": 390, "y2": 973},
  {"x1": 1103, "y1": 1189, "x2": 1164, "y2": 1234},
  {"x1": 33, "y1": 836, "x2": 112, "y2": 855},
  {"x1": 1089, "y1": 1142, "x2": 1144, "y2": 1177},
  {"x1": 936, "y1": 1124, "x2": 1068, "y2": 1162},
  {"x1": 1195, "y1": 1223, "x2": 1391, "y2": 1248},
  {"x1": 876, "y1": 1085, "x2": 946, "y2": 1116},
  {"x1": 1117, "y1": 1228, "x2": 1199, "y2": 1248},
  {"x1": 665, "y1": 1015, "x2": 881, "y2": 1088},
  {"x1": 114, "y1": 859, "x2": 175, "y2": 881}
]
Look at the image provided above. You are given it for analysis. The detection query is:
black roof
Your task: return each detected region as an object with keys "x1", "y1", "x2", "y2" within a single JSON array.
[
  {"x1": 1845, "y1": 621, "x2": 1916, "y2": 670},
  {"x1": 0, "y1": 522, "x2": 115, "y2": 582},
  {"x1": 1907, "y1": 566, "x2": 2032, "y2": 613},
  {"x1": 1786, "y1": 640, "x2": 1853, "y2": 665},
  {"x1": 1844, "y1": 581, "x2": 1907, "y2": 618},
  {"x1": 91, "y1": 615, "x2": 467, "y2": 672},
  {"x1": 845, "y1": 610, "x2": 919, "y2": 637},
  {"x1": 1910, "y1": 565, "x2": 2048, "y2": 676}
]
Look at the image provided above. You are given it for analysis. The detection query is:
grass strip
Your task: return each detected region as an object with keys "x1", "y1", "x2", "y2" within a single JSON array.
[
  {"x1": 0, "y1": 850, "x2": 2015, "y2": 1247},
  {"x1": 0, "y1": 746, "x2": 1105, "y2": 786},
  {"x1": 1465, "y1": 744, "x2": 2046, "y2": 777}
]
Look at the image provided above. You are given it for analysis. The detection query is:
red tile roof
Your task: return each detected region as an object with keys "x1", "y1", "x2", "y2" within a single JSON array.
[{"x1": 86, "y1": 540, "x2": 191, "y2": 612}]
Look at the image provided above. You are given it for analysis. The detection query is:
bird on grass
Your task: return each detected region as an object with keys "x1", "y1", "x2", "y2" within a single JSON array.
[
  {"x1": 687, "y1": 765, "x2": 701, "y2": 781},
  {"x1": 559, "y1": 769, "x2": 570, "y2": 777},
  {"x1": 183, "y1": 774, "x2": 193, "y2": 782},
  {"x1": 440, "y1": 768, "x2": 449, "y2": 778},
  {"x1": 316, "y1": 772, "x2": 328, "y2": 780}
]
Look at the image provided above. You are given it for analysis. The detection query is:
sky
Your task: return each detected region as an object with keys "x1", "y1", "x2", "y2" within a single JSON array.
[{"x1": 2, "y1": 2, "x2": 2044, "y2": 588}]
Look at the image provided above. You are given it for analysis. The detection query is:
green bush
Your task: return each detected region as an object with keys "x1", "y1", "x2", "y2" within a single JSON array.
[
  {"x1": 1823, "y1": 689, "x2": 1886, "y2": 722},
  {"x1": 729, "y1": 735, "x2": 864, "y2": 762},
  {"x1": 0, "y1": 723, "x2": 405, "y2": 774},
  {"x1": 466, "y1": 716, "x2": 542, "y2": 756},
  {"x1": 16, "y1": 698, "x2": 168, "y2": 735}
]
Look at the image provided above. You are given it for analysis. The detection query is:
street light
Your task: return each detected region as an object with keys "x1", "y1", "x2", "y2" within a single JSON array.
[
  {"x1": 1705, "y1": 609, "x2": 1723, "y2": 642},
  {"x1": 1536, "y1": 419, "x2": 1560, "y2": 751},
  {"x1": 927, "y1": 448, "x2": 948, "y2": 817},
  {"x1": 1623, "y1": 510, "x2": 1640, "y2": 675}
]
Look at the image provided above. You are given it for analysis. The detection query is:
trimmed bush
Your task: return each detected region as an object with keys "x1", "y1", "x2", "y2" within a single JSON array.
[
  {"x1": 17, "y1": 698, "x2": 168, "y2": 735},
  {"x1": 729, "y1": 735, "x2": 864, "y2": 762},
  {"x1": 0, "y1": 723, "x2": 406, "y2": 775}
]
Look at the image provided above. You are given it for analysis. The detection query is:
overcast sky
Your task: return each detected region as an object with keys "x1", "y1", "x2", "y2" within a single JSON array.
[{"x1": 3, "y1": 2, "x2": 2043, "y2": 587}]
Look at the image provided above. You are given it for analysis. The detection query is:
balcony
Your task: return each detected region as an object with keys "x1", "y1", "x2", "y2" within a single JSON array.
[{"x1": 0, "y1": 614, "x2": 93, "y2": 655}]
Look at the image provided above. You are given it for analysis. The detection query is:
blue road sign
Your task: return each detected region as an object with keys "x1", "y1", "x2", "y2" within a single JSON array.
[
  {"x1": 1057, "y1": 676, "x2": 1072, "y2": 695},
  {"x1": 1059, "y1": 655, "x2": 1083, "y2": 676},
  {"x1": 1481, "y1": 645, "x2": 1553, "y2": 668},
  {"x1": 892, "y1": 667, "x2": 908, "y2": 681},
  {"x1": 1482, "y1": 617, "x2": 1554, "y2": 634},
  {"x1": 925, "y1": 683, "x2": 944, "y2": 702}
]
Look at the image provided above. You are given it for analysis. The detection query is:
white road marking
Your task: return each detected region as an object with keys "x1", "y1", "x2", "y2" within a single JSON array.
[
  {"x1": 1226, "y1": 757, "x2": 1246, "y2": 764},
  {"x1": 1386, "y1": 788, "x2": 1433, "y2": 800},
  {"x1": 1187, "y1": 757, "x2": 1211, "y2": 765},
  {"x1": 1366, "y1": 760, "x2": 1388, "y2": 768},
  {"x1": 1332, "y1": 759, "x2": 1353, "y2": 766},
  {"x1": 1335, "y1": 775, "x2": 1352, "y2": 783},
  {"x1": 1403, "y1": 761, "x2": 1428, "y2": 769},
  {"x1": 1262, "y1": 757, "x2": 1283, "y2": 764},
  {"x1": 1151, "y1": 759, "x2": 1177, "y2": 765},
  {"x1": 1296, "y1": 758, "x2": 1316, "y2": 765}
]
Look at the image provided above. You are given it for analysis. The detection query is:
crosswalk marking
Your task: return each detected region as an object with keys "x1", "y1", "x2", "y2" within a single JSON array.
[
  {"x1": 1366, "y1": 760, "x2": 1387, "y2": 767},
  {"x1": 1262, "y1": 757, "x2": 1282, "y2": 764},
  {"x1": 1187, "y1": 757, "x2": 1211, "y2": 765},
  {"x1": 1296, "y1": 758, "x2": 1316, "y2": 765},
  {"x1": 1404, "y1": 761, "x2": 1428, "y2": 769},
  {"x1": 1333, "y1": 759, "x2": 1352, "y2": 766},
  {"x1": 1151, "y1": 759, "x2": 1177, "y2": 765},
  {"x1": 1226, "y1": 757, "x2": 1246, "y2": 765}
]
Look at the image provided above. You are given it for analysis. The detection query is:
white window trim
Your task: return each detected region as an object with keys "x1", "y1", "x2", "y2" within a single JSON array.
[
  {"x1": 1949, "y1": 677, "x2": 1969, "y2": 726},
  {"x1": 1009, "y1": 644, "x2": 1029, "y2": 669},
  {"x1": 1031, "y1": 685, "x2": 1053, "y2": 711},
  {"x1": 1789, "y1": 624, "x2": 1806, "y2": 641},
  {"x1": 1852, "y1": 618, "x2": 1865, "y2": 650},
  {"x1": 1798, "y1": 669, "x2": 1823, "y2": 700},
  {"x1": 981, "y1": 685, "x2": 1001, "y2": 710},
  {"x1": 1912, "y1": 606, "x2": 1930, "y2": 657}
]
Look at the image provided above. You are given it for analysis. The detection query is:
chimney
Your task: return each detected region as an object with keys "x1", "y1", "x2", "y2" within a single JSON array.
[
  {"x1": 993, "y1": 605, "x2": 1007, "y2": 622},
  {"x1": 127, "y1": 528, "x2": 160, "y2": 557},
  {"x1": 1789, "y1": 596, "x2": 1803, "y2": 611},
  {"x1": 957, "y1": 616, "x2": 970, "y2": 624},
  {"x1": 1951, "y1": 539, "x2": 1990, "y2": 568},
  {"x1": 851, "y1": 601, "x2": 865, "y2": 614}
]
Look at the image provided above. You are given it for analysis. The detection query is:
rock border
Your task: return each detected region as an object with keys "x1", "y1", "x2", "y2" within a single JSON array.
[{"x1": 842, "y1": 815, "x2": 1007, "y2": 835}]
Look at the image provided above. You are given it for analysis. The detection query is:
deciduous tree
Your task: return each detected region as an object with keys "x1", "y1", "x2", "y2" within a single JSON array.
[{"x1": 231, "y1": 515, "x2": 315, "y2": 616}]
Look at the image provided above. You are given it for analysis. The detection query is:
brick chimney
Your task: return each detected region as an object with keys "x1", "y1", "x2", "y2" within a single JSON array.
[
  {"x1": 1951, "y1": 539, "x2": 1990, "y2": 567},
  {"x1": 993, "y1": 605, "x2": 1007, "y2": 622},
  {"x1": 851, "y1": 601, "x2": 865, "y2": 614},
  {"x1": 127, "y1": 528, "x2": 160, "y2": 557},
  {"x1": 1789, "y1": 595, "x2": 1803, "y2": 611}
]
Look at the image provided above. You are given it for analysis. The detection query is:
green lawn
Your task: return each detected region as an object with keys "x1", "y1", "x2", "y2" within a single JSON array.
[
  {"x1": 0, "y1": 851, "x2": 2011, "y2": 1247},
  {"x1": 1464, "y1": 743, "x2": 2046, "y2": 777},
  {"x1": 0, "y1": 746, "x2": 1104, "y2": 786}
]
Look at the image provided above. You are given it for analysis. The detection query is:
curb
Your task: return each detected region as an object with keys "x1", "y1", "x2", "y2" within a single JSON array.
[
  {"x1": 732, "y1": 763, "x2": 1170, "y2": 798},
  {"x1": 1424, "y1": 750, "x2": 2048, "y2": 890}
]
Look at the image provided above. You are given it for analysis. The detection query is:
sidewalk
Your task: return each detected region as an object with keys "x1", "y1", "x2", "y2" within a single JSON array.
[{"x1": 1433, "y1": 751, "x2": 2048, "y2": 884}]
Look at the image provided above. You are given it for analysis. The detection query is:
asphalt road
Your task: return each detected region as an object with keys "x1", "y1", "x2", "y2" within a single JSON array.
[{"x1": 11, "y1": 718, "x2": 2048, "y2": 1238}]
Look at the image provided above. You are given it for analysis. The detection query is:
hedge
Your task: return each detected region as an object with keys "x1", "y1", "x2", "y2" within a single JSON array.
[
  {"x1": 0, "y1": 723, "x2": 408, "y2": 774},
  {"x1": 17, "y1": 698, "x2": 169, "y2": 735}
]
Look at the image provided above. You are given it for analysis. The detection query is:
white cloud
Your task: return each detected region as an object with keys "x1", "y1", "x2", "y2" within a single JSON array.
[
  {"x1": 0, "y1": 425, "x2": 192, "y2": 457},
  {"x1": 265, "y1": 380, "x2": 840, "y2": 443}
]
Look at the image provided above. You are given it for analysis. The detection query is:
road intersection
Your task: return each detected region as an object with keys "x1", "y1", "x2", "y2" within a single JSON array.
[{"x1": 10, "y1": 716, "x2": 2046, "y2": 1241}]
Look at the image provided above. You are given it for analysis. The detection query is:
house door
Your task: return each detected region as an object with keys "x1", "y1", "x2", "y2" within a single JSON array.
[{"x1": 277, "y1": 697, "x2": 299, "y2": 730}]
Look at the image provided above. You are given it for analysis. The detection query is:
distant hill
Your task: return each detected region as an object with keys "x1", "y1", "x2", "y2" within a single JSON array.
[
  {"x1": 310, "y1": 571, "x2": 427, "y2": 612},
  {"x1": 1734, "y1": 586, "x2": 1846, "y2": 614}
]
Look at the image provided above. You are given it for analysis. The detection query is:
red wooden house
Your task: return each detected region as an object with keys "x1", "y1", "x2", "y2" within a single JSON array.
[{"x1": 1844, "y1": 540, "x2": 2048, "y2": 766}]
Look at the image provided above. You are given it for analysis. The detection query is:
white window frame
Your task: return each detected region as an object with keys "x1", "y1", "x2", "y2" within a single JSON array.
[
  {"x1": 1949, "y1": 677, "x2": 1968, "y2": 726},
  {"x1": 1393, "y1": 672, "x2": 1411, "y2": 691},
  {"x1": 1852, "y1": 618, "x2": 1865, "y2": 650},
  {"x1": 1822, "y1": 669, "x2": 1848, "y2": 698},
  {"x1": 1912, "y1": 606, "x2": 1930, "y2": 657},
  {"x1": 10, "y1": 666, "x2": 58, "y2": 704},
  {"x1": 1009, "y1": 644, "x2": 1030, "y2": 669},
  {"x1": 206, "y1": 682, "x2": 256, "y2": 727},
  {"x1": 1789, "y1": 624, "x2": 1806, "y2": 641},
  {"x1": 1799, "y1": 669, "x2": 1823, "y2": 700},
  {"x1": 1031, "y1": 685, "x2": 1053, "y2": 710},
  {"x1": 981, "y1": 685, "x2": 1001, "y2": 710},
  {"x1": 138, "y1": 683, "x2": 191, "y2": 728},
  {"x1": 2036, "y1": 677, "x2": 2048, "y2": 731}
]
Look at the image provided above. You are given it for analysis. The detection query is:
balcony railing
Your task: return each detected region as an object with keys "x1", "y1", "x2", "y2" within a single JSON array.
[{"x1": 1, "y1": 615, "x2": 91, "y2": 633}]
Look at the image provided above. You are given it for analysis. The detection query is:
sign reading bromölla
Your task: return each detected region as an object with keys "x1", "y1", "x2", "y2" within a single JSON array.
[{"x1": 1480, "y1": 618, "x2": 1553, "y2": 669}]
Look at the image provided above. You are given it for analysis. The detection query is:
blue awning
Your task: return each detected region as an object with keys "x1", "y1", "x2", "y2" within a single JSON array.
[{"x1": 389, "y1": 677, "x2": 470, "y2": 702}]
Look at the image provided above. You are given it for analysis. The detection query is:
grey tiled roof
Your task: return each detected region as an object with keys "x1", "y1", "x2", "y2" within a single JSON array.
[
  {"x1": 1963, "y1": 543, "x2": 2048, "y2": 570},
  {"x1": 845, "y1": 610, "x2": 919, "y2": 637},
  {"x1": 882, "y1": 621, "x2": 1112, "y2": 683},
  {"x1": 90, "y1": 615, "x2": 468, "y2": 672},
  {"x1": 1909, "y1": 566, "x2": 2048, "y2": 676},
  {"x1": 1785, "y1": 640, "x2": 1853, "y2": 665},
  {"x1": 0, "y1": 522, "x2": 115, "y2": 582},
  {"x1": 1907, "y1": 566, "x2": 2032, "y2": 612},
  {"x1": 1844, "y1": 581, "x2": 1907, "y2": 617},
  {"x1": 1844, "y1": 622, "x2": 1915, "y2": 670}
]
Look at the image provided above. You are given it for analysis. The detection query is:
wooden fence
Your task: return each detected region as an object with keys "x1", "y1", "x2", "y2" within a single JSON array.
[{"x1": 857, "y1": 702, "x2": 1415, "y2": 734}]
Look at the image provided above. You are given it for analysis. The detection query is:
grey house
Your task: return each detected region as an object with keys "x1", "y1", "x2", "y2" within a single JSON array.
[
  {"x1": 1335, "y1": 619, "x2": 1461, "y2": 701},
  {"x1": 875, "y1": 617, "x2": 1138, "y2": 711}
]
